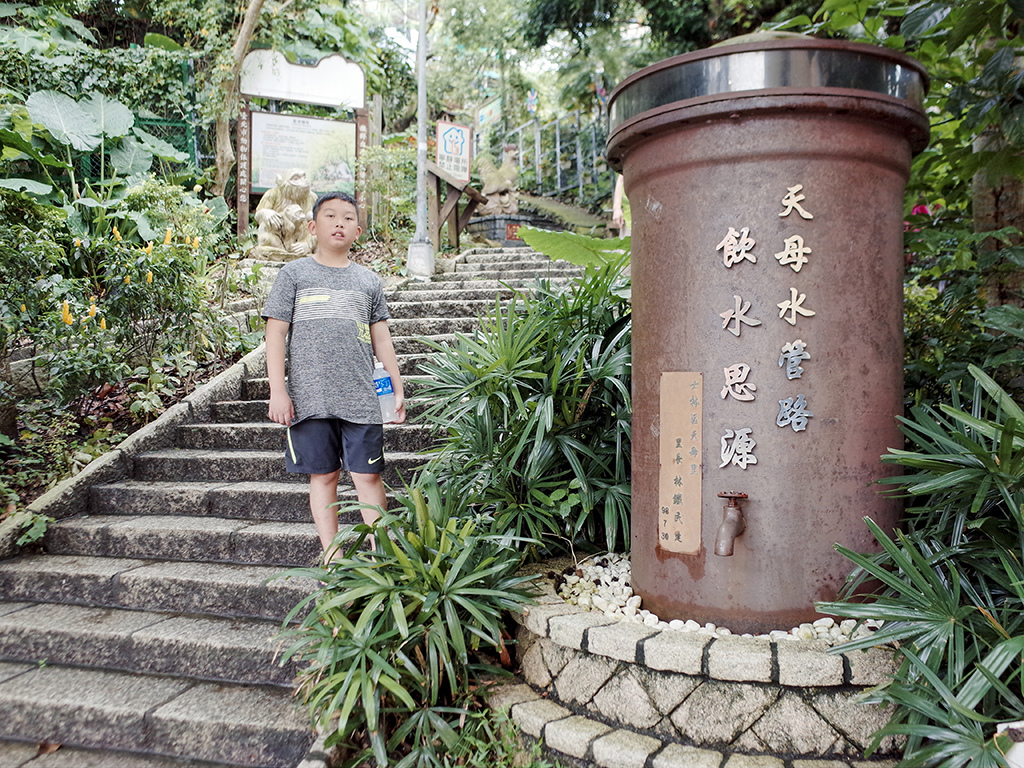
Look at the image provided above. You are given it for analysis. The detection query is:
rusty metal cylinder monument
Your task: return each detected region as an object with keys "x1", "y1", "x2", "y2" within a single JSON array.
[{"x1": 607, "y1": 36, "x2": 929, "y2": 634}]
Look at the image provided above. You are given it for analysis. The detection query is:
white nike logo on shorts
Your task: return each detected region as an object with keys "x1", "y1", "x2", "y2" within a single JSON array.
[{"x1": 368, "y1": 455, "x2": 382, "y2": 464}]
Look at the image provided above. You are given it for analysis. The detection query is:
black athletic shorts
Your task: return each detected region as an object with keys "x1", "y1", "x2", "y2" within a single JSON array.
[{"x1": 284, "y1": 418, "x2": 385, "y2": 475}]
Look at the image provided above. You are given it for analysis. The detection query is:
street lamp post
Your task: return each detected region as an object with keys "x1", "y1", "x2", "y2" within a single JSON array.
[{"x1": 406, "y1": 0, "x2": 434, "y2": 278}]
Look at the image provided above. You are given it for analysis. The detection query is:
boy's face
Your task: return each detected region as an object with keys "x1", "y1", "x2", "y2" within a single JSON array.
[{"x1": 309, "y1": 198, "x2": 361, "y2": 254}]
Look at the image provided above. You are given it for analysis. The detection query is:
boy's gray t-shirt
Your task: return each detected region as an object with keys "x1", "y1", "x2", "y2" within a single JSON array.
[{"x1": 261, "y1": 256, "x2": 391, "y2": 425}]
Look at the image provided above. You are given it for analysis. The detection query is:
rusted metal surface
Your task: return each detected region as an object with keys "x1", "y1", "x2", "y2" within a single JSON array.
[{"x1": 609, "y1": 38, "x2": 928, "y2": 633}]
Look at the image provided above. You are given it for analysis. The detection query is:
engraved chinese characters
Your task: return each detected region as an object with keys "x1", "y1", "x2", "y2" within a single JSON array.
[{"x1": 715, "y1": 184, "x2": 816, "y2": 472}]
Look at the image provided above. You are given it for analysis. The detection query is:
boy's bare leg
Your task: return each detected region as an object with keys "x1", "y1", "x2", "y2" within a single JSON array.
[
  {"x1": 309, "y1": 470, "x2": 341, "y2": 554},
  {"x1": 351, "y1": 471, "x2": 386, "y2": 549}
]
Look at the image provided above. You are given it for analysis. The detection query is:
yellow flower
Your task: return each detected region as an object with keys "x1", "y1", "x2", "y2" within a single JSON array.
[
  {"x1": 88, "y1": 304, "x2": 97, "y2": 317},
  {"x1": 146, "y1": 271, "x2": 153, "y2": 284},
  {"x1": 124, "y1": 275, "x2": 131, "y2": 284},
  {"x1": 193, "y1": 236, "x2": 201, "y2": 249},
  {"x1": 61, "y1": 301, "x2": 73, "y2": 325},
  {"x1": 100, "y1": 317, "x2": 107, "y2": 330},
  {"x1": 112, "y1": 227, "x2": 122, "y2": 242},
  {"x1": 163, "y1": 228, "x2": 173, "y2": 245},
  {"x1": 20, "y1": 303, "x2": 26, "y2": 312},
  {"x1": 145, "y1": 242, "x2": 153, "y2": 255},
  {"x1": 74, "y1": 238, "x2": 81, "y2": 247},
  {"x1": 193, "y1": 184, "x2": 202, "y2": 193}
]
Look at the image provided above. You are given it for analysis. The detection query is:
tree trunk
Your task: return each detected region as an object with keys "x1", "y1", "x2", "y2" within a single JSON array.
[{"x1": 211, "y1": 0, "x2": 267, "y2": 198}]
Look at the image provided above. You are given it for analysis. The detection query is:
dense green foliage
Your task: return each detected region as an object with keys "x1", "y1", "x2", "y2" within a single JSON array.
[
  {"x1": 278, "y1": 475, "x2": 540, "y2": 768},
  {"x1": 416, "y1": 234, "x2": 631, "y2": 556},
  {"x1": 819, "y1": 367, "x2": 1024, "y2": 768}
]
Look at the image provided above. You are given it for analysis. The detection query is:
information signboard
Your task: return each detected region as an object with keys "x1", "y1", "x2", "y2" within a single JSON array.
[
  {"x1": 249, "y1": 112, "x2": 357, "y2": 195},
  {"x1": 435, "y1": 121, "x2": 473, "y2": 183}
]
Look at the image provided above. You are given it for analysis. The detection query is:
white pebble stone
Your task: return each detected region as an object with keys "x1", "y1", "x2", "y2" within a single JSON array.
[
  {"x1": 794, "y1": 626, "x2": 815, "y2": 641},
  {"x1": 622, "y1": 605, "x2": 637, "y2": 619},
  {"x1": 669, "y1": 619, "x2": 685, "y2": 630},
  {"x1": 657, "y1": 621, "x2": 670, "y2": 629},
  {"x1": 717, "y1": 627, "x2": 731, "y2": 636},
  {"x1": 813, "y1": 617, "x2": 835, "y2": 629},
  {"x1": 704, "y1": 623, "x2": 717, "y2": 632},
  {"x1": 577, "y1": 594, "x2": 591, "y2": 609},
  {"x1": 644, "y1": 614, "x2": 660, "y2": 627},
  {"x1": 626, "y1": 595, "x2": 642, "y2": 610},
  {"x1": 684, "y1": 620, "x2": 701, "y2": 631}
]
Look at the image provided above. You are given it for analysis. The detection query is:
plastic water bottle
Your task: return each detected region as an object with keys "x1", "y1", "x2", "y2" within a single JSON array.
[{"x1": 373, "y1": 361, "x2": 397, "y2": 422}]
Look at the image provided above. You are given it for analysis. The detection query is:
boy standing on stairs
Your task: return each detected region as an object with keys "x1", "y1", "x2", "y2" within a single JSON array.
[{"x1": 262, "y1": 191, "x2": 406, "y2": 558}]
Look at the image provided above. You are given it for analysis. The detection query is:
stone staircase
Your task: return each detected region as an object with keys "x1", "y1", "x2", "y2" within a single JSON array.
[{"x1": 0, "y1": 247, "x2": 580, "y2": 768}]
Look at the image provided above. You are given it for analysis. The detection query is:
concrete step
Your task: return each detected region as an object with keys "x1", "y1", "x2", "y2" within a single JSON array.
[
  {"x1": 175, "y1": 421, "x2": 436, "y2": 453},
  {"x1": 455, "y1": 259, "x2": 574, "y2": 273},
  {"x1": 0, "y1": 739, "x2": 253, "y2": 768},
  {"x1": 394, "y1": 278, "x2": 570, "y2": 295},
  {"x1": 387, "y1": 315, "x2": 480, "y2": 336},
  {"x1": 0, "y1": 664, "x2": 312, "y2": 767},
  {"x1": 393, "y1": 333, "x2": 459, "y2": 355},
  {"x1": 89, "y1": 479, "x2": 369, "y2": 523},
  {"x1": 44, "y1": 514, "x2": 327, "y2": 568},
  {"x1": 461, "y1": 250, "x2": 549, "y2": 264},
  {"x1": 0, "y1": 602, "x2": 297, "y2": 687},
  {"x1": 239, "y1": 376, "x2": 434, "y2": 404},
  {"x1": 132, "y1": 448, "x2": 423, "y2": 487},
  {"x1": 0, "y1": 554, "x2": 315, "y2": 622},
  {"x1": 387, "y1": 297, "x2": 500, "y2": 319}
]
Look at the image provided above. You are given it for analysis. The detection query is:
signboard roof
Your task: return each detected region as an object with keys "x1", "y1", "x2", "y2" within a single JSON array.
[{"x1": 240, "y1": 50, "x2": 365, "y2": 109}]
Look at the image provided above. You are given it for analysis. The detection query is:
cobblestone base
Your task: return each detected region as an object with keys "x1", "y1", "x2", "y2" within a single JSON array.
[{"x1": 494, "y1": 575, "x2": 900, "y2": 768}]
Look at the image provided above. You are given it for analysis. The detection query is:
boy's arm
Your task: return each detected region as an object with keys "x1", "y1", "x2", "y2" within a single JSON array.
[
  {"x1": 370, "y1": 320, "x2": 406, "y2": 424},
  {"x1": 265, "y1": 318, "x2": 294, "y2": 426}
]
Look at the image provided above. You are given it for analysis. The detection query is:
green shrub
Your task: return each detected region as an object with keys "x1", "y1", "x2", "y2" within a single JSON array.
[
  {"x1": 417, "y1": 250, "x2": 631, "y2": 556},
  {"x1": 819, "y1": 365, "x2": 1024, "y2": 768},
  {"x1": 277, "y1": 474, "x2": 536, "y2": 768}
]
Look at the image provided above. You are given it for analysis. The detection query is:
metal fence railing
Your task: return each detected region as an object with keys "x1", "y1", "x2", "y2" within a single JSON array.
[{"x1": 504, "y1": 111, "x2": 614, "y2": 204}]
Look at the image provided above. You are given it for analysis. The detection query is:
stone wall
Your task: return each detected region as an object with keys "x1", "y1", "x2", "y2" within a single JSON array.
[{"x1": 493, "y1": 576, "x2": 901, "y2": 768}]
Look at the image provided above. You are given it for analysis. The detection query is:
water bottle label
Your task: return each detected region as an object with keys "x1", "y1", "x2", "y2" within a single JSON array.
[{"x1": 375, "y1": 375, "x2": 394, "y2": 397}]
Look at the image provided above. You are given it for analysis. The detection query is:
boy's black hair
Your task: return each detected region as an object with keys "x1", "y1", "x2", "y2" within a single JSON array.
[{"x1": 312, "y1": 191, "x2": 358, "y2": 218}]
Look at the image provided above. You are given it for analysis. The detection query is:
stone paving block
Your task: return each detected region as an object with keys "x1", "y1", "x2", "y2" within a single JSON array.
[
  {"x1": 642, "y1": 630, "x2": 710, "y2": 675},
  {"x1": 652, "y1": 716, "x2": 680, "y2": 740},
  {"x1": 751, "y1": 691, "x2": 843, "y2": 756},
  {"x1": 0, "y1": 602, "x2": 30, "y2": 617},
  {"x1": 723, "y1": 754, "x2": 785, "y2": 768},
  {"x1": 587, "y1": 622, "x2": 659, "y2": 662},
  {"x1": 652, "y1": 743, "x2": 724, "y2": 768},
  {"x1": 591, "y1": 728, "x2": 661, "y2": 768},
  {"x1": 511, "y1": 698, "x2": 572, "y2": 739},
  {"x1": 545, "y1": 714, "x2": 612, "y2": 759},
  {"x1": 541, "y1": 636, "x2": 575, "y2": 676},
  {"x1": 0, "y1": 662, "x2": 33, "y2": 683},
  {"x1": 793, "y1": 760, "x2": 855, "y2": 768},
  {"x1": 643, "y1": 667, "x2": 701, "y2": 715},
  {"x1": 522, "y1": 602, "x2": 582, "y2": 638},
  {"x1": 670, "y1": 680, "x2": 779, "y2": 744},
  {"x1": 851, "y1": 761, "x2": 898, "y2": 768},
  {"x1": 521, "y1": 639, "x2": 552, "y2": 688},
  {"x1": 486, "y1": 683, "x2": 540, "y2": 712},
  {"x1": 810, "y1": 690, "x2": 900, "y2": 755},
  {"x1": 0, "y1": 740, "x2": 36, "y2": 767},
  {"x1": 842, "y1": 646, "x2": 898, "y2": 686},
  {"x1": 706, "y1": 635, "x2": 773, "y2": 682},
  {"x1": 548, "y1": 612, "x2": 618, "y2": 650},
  {"x1": 591, "y1": 667, "x2": 661, "y2": 729},
  {"x1": 27, "y1": 747, "x2": 219, "y2": 767},
  {"x1": 149, "y1": 681, "x2": 311, "y2": 766},
  {"x1": 553, "y1": 653, "x2": 618, "y2": 706},
  {"x1": 777, "y1": 640, "x2": 845, "y2": 687}
]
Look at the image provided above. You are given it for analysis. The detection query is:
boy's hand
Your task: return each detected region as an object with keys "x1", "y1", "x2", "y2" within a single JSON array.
[
  {"x1": 268, "y1": 391, "x2": 294, "y2": 426},
  {"x1": 392, "y1": 395, "x2": 407, "y2": 424}
]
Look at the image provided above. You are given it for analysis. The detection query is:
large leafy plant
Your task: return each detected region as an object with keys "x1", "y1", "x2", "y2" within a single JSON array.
[
  {"x1": 417, "y1": 240, "x2": 631, "y2": 555},
  {"x1": 278, "y1": 474, "x2": 535, "y2": 768},
  {"x1": 819, "y1": 365, "x2": 1024, "y2": 768}
]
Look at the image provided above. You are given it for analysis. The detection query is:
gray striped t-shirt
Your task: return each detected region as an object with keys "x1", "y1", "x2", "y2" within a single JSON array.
[{"x1": 261, "y1": 256, "x2": 391, "y2": 425}]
